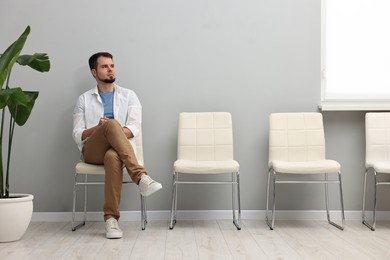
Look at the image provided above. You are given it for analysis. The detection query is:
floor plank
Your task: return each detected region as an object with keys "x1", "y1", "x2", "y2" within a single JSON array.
[
  {"x1": 1, "y1": 220, "x2": 390, "y2": 259},
  {"x1": 165, "y1": 220, "x2": 199, "y2": 260},
  {"x1": 244, "y1": 220, "x2": 303, "y2": 260},
  {"x1": 129, "y1": 220, "x2": 167, "y2": 260},
  {"x1": 193, "y1": 220, "x2": 234, "y2": 260},
  {"x1": 219, "y1": 220, "x2": 268, "y2": 260}
]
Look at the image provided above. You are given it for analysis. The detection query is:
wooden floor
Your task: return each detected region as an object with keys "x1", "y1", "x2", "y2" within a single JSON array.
[{"x1": 1, "y1": 220, "x2": 390, "y2": 259}]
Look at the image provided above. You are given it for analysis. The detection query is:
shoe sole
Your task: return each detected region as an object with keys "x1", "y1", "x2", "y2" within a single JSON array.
[
  {"x1": 106, "y1": 232, "x2": 123, "y2": 239},
  {"x1": 141, "y1": 183, "x2": 162, "y2": 197}
]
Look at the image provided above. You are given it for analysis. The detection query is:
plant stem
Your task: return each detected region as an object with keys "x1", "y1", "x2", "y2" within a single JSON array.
[
  {"x1": 6, "y1": 109, "x2": 16, "y2": 198},
  {"x1": 0, "y1": 70, "x2": 11, "y2": 198},
  {"x1": 0, "y1": 109, "x2": 4, "y2": 198}
]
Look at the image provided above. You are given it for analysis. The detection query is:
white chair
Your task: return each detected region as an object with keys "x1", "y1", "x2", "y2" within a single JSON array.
[
  {"x1": 362, "y1": 112, "x2": 390, "y2": 230},
  {"x1": 169, "y1": 112, "x2": 241, "y2": 230},
  {"x1": 266, "y1": 112, "x2": 345, "y2": 230},
  {"x1": 71, "y1": 130, "x2": 147, "y2": 231}
]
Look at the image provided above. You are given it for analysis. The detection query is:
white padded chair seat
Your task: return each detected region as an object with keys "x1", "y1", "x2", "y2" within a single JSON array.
[
  {"x1": 366, "y1": 161, "x2": 390, "y2": 173},
  {"x1": 174, "y1": 159, "x2": 239, "y2": 174},
  {"x1": 76, "y1": 162, "x2": 130, "y2": 175},
  {"x1": 76, "y1": 162, "x2": 106, "y2": 175},
  {"x1": 269, "y1": 160, "x2": 341, "y2": 174}
]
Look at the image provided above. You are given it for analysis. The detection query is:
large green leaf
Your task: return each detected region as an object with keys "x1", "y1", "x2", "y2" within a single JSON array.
[
  {"x1": 0, "y1": 88, "x2": 26, "y2": 109},
  {"x1": 8, "y1": 90, "x2": 39, "y2": 126},
  {"x1": 0, "y1": 26, "x2": 30, "y2": 88},
  {"x1": 17, "y1": 53, "x2": 50, "y2": 72}
]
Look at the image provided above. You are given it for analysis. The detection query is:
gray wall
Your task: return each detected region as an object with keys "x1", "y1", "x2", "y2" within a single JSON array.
[{"x1": 0, "y1": 0, "x2": 384, "y2": 214}]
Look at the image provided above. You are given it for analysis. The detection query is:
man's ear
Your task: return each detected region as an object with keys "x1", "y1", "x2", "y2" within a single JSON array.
[{"x1": 91, "y1": 69, "x2": 97, "y2": 78}]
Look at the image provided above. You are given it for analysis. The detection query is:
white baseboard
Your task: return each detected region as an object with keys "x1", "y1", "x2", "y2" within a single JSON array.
[{"x1": 31, "y1": 210, "x2": 390, "y2": 222}]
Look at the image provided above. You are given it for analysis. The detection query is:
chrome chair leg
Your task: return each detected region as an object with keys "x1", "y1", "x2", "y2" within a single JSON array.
[
  {"x1": 271, "y1": 171, "x2": 276, "y2": 229},
  {"x1": 362, "y1": 169, "x2": 368, "y2": 224},
  {"x1": 237, "y1": 172, "x2": 242, "y2": 229},
  {"x1": 362, "y1": 168, "x2": 377, "y2": 231},
  {"x1": 71, "y1": 174, "x2": 78, "y2": 231},
  {"x1": 232, "y1": 173, "x2": 236, "y2": 225},
  {"x1": 372, "y1": 172, "x2": 378, "y2": 230},
  {"x1": 83, "y1": 174, "x2": 88, "y2": 224},
  {"x1": 232, "y1": 172, "x2": 241, "y2": 230},
  {"x1": 265, "y1": 169, "x2": 276, "y2": 230},
  {"x1": 173, "y1": 173, "x2": 179, "y2": 227},
  {"x1": 169, "y1": 172, "x2": 178, "y2": 229},
  {"x1": 325, "y1": 172, "x2": 344, "y2": 230},
  {"x1": 338, "y1": 171, "x2": 346, "y2": 229},
  {"x1": 142, "y1": 195, "x2": 148, "y2": 228},
  {"x1": 265, "y1": 168, "x2": 271, "y2": 229},
  {"x1": 140, "y1": 194, "x2": 147, "y2": 230},
  {"x1": 71, "y1": 174, "x2": 87, "y2": 231},
  {"x1": 325, "y1": 173, "x2": 330, "y2": 222}
]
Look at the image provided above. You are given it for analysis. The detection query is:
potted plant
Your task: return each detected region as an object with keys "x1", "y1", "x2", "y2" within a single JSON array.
[{"x1": 0, "y1": 25, "x2": 50, "y2": 242}]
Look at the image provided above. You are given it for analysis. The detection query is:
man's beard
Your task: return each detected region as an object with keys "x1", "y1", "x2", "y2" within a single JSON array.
[
  {"x1": 97, "y1": 73, "x2": 116, "y2": 84},
  {"x1": 102, "y1": 77, "x2": 116, "y2": 84}
]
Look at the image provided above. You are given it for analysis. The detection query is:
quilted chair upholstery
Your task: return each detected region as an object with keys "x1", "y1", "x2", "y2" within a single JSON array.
[
  {"x1": 362, "y1": 112, "x2": 390, "y2": 230},
  {"x1": 72, "y1": 130, "x2": 147, "y2": 231},
  {"x1": 169, "y1": 112, "x2": 241, "y2": 230},
  {"x1": 266, "y1": 112, "x2": 345, "y2": 230}
]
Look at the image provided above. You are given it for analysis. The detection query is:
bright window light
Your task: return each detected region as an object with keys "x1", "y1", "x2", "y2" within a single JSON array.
[{"x1": 322, "y1": 0, "x2": 390, "y2": 101}]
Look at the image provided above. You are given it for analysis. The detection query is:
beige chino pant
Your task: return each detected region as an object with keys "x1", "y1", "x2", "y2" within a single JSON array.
[{"x1": 82, "y1": 119, "x2": 146, "y2": 221}]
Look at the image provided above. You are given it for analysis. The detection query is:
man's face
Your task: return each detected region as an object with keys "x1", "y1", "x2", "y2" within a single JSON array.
[{"x1": 92, "y1": 56, "x2": 116, "y2": 84}]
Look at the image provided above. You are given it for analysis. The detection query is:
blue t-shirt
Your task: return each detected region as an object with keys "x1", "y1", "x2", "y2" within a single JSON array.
[{"x1": 99, "y1": 91, "x2": 114, "y2": 119}]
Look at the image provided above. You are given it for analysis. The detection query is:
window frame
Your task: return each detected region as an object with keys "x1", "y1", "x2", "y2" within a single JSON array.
[{"x1": 319, "y1": 0, "x2": 390, "y2": 111}]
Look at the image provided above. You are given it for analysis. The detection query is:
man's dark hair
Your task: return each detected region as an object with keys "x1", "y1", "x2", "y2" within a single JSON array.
[{"x1": 88, "y1": 52, "x2": 113, "y2": 70}]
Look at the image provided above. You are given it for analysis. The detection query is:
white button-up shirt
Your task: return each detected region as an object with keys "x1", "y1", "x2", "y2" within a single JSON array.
[{"x1": 72, "y1": 84, "x2": 142, "y2": 154}]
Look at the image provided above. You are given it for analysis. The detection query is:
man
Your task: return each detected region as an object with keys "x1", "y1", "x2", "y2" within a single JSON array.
[{"x1": 72, "y1": 52, "x2": 162, "y2": 239}]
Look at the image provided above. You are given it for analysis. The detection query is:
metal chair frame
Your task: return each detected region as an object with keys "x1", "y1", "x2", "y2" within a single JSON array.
[
  {"x1": 362, "y1": 167, "x2": 390, "y2": 231},
  {"x1": 169, "y1": 171, "x2": 241, "y2": 230},
  {"x1": 266, "y1": 169, "x2": 345, "y2": 231},
  {"x1": 71, "y1": 169, "x2": 147, "y2": 231}
]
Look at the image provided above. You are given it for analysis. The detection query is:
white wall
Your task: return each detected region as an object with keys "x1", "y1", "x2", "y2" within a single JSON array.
[{"x1": 0, "y1": 0, "x2": 382, "y2": 215}]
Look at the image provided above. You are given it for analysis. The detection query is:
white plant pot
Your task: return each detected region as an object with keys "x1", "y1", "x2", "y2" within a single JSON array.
[{"x1": 0, "y1": 194, "x2": 33, "y2": 243}]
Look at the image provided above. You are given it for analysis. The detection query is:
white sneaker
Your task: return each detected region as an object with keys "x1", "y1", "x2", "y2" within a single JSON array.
[
  {"x1": 139, "y1": 175, "x2": 162, "y2": 197},
  {"x1": 105, "y1": 217, "x2": 123, "y2": 239}
]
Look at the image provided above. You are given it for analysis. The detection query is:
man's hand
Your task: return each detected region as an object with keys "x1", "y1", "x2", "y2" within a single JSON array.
[
  {"x1": 123, "y1": 127, "x2": 134, "y2": 139},
  {"x1": 98, "y1": 116, "x2": 110, "y2": 126},
  {"x1": 82, "y1": 117, "x2": 109, "y2": 141}
]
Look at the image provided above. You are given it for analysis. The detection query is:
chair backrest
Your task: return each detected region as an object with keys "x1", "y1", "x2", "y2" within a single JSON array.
[
  {"x1": 269, "y1": 112, "x2": 326, "y2": 163},
  {"x1": 177, "y1": 112, "x2": 234, "y2": 161},
  {"x1": 365, "y1": 112, "x2": 390, "y2": 164},
  {"x1": 135, "y1": 128, "x2": 144, "y2": 166}
]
